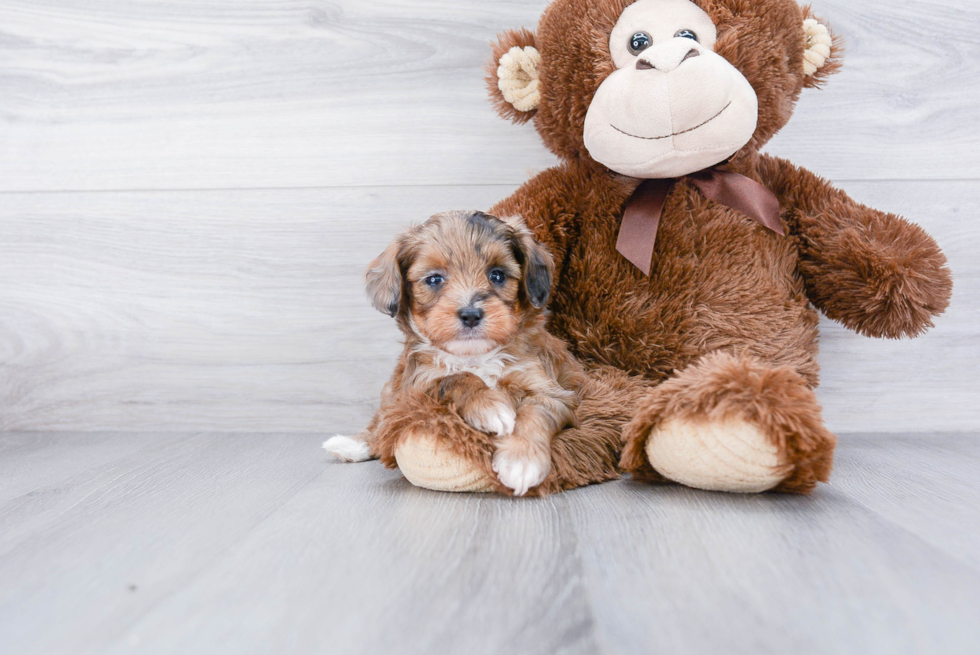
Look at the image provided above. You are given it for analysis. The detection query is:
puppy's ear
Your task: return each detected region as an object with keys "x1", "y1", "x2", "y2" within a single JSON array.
[
  {"x1": 505, "y1": 217, "x2": 554, "y2": 309},
  {"x1": 365, "y1": 237, "x2": 408, "y2": 317},
  {"x1": 523, "y1": 243, "x2": 553, "y2": 309}
]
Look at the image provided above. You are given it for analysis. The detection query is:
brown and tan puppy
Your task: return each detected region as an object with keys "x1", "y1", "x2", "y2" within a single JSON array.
[{"x1": 324, "y1": 210, "x2": 590, "y2": 496}]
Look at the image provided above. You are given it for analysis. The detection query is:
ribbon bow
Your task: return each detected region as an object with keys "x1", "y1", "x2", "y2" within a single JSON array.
[{"x1": 616, "y1": 168, "x2": 784, "y2": 276}]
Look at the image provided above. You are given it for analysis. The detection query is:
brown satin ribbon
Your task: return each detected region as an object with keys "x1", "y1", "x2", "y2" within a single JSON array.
[{"x1": 616, "y1": 167, "x2": 785, "y2": 276}]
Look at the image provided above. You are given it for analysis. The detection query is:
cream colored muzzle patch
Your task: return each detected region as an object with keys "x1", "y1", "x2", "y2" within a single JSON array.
[
  {"x1": 645, "y1": 416, "x2": 792, "y2": 493},
  {"x1": 395, "y1": 432, "x2": 495, "y2": 493},
  {"x1": 497, "y1": 46, "x2": 542, "y2": 113},
  {"x1": 803, "y1": 19, "x2": 833, "y2": 76}
]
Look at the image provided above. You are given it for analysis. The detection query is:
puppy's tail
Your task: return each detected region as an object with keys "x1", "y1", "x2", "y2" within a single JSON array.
[{"x1": 323, "y1": 435, "x2": 374, "y2": 463}]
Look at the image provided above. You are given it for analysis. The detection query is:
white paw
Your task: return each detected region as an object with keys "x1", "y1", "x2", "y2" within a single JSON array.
[
  {"x1": 323, "y1": 436, "x2": 372, "y2": 463},
  {"x1": 466, "y1": 402, "x2": 516, "y2": 436},
  {"x1": 492, "y1": 451, "x2": 550, "y2": 497}
]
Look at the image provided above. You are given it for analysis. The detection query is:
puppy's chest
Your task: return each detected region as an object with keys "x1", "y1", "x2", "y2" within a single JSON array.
[{"x1": 431, "y1": 350, "x2": 521, "y2": 388}]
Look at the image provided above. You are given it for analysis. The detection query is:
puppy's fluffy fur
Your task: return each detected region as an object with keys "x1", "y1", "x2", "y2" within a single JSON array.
[{"x1": 324, "y1": 210, "x2": 585, "y2": 496}]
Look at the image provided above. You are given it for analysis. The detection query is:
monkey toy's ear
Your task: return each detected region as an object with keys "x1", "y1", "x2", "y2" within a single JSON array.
[
  {"x1": 801, "y1": 11, "x2": 843, "y2": 88},
  {"x1": 486, "y1": 28, "x2": 541, "y2": 124},
  {"x1": 365, "y1": 237, "x2": 410, "y2": 317}
]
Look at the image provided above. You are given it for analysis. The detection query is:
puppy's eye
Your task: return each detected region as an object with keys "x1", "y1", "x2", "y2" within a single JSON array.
[
  {"x1": 675, "y1": 29, "x2": 698, "y2": 42},
  {"x1": 423, "y1": 274, "x2": 444, "y2": 287},
  {"x1": 488, "y1": 269, "x2": 507, "y2": 286},
  {"x1": 628, "y1": 31, "x2": 652, "y2": 56}
]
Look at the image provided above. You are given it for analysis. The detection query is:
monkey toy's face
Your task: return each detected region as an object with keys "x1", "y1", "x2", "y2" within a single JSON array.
[
  {"x1": 583, "y1": 0, "x2": 758, "y2": 178},
  {"x1": 488, "y1": 0, "x2": 838, "y2": 180}
]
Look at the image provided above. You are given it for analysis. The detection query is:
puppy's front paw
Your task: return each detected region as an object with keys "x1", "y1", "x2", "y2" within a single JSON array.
[
  {"x1": 492, "y1": 446, "x2": 551, "y2": 497},
  {"x1": 464, "y1": 400, "x2": 516, "y2": 436}
]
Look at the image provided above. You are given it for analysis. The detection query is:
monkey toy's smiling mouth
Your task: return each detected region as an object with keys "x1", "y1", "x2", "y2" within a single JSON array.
[{"x1": 611, "y1": 102, "x2": 731, "y2": 141}]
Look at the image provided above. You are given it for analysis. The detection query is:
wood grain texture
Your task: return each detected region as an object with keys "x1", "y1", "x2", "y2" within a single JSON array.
[
  {"x1": 566, "y1": 461, "x2": 980, "y2": 655},
  {"x1": 0, "y1": 180, "x2": 975, "y2": 433},
  {"x1": 0, "y1": 0, "x2": 978, "y2": 192},
  {"x1": 0, "y1": 432, "x2": 978, "y2": 654},
  {"x1": 0, "y1": 431, "x2": 167, "y2": 503},
  {"x1": 829, "y1": 433, "x2": 980, "y2": 571}
]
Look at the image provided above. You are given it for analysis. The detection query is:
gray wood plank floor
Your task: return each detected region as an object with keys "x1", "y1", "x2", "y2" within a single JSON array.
[{"x1": 0, "y1": 432, "x2": 978, "y2": 655}]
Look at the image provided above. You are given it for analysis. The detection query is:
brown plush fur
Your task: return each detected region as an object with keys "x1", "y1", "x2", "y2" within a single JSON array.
[
  {"x1": 473, "y1": 0, "x2": 950, "y2": 494},
  {"x1": 486, "y1": 28, "x2": 539, "y2": 125}
]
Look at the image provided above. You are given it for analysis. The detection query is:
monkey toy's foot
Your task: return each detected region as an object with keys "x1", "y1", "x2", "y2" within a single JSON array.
[
  {"x1": 620, "y1": 352, "x2": 836, "y2": 494},
  {"x1": 368, "y1": 390, "x2": 502, "y2": 494},
  {"x1": 394, "y1": 430, "x2": 497, "y2": 493}
]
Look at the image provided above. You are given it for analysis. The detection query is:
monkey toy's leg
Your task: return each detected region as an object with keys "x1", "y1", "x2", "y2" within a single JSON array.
[
  {"x1": 533, "y1": 366, "x2": 650, "y2": 495},
  {"x1": 369, "y1": 387, "x2": 499, "y2": 493},
  {"x1": 620, "y1": 351, "x2": 836, "y2": 494}
]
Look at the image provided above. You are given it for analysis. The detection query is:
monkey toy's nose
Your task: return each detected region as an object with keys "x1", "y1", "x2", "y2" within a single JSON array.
[
  {"x1": 636, "y1": 47, "x2": 700, "y2": 71},
  {"x1": 458, "y1": 307, "x2": 484, "y2": 328}
]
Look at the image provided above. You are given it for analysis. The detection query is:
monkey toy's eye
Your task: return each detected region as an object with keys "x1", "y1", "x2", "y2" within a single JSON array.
[
  {"x1": 628, "y1": 31, "x2": 652, "y2": 56},
  {"x1": 423, "y1": 274, "x2": 444, "y2": 287},
  {"x1": 675, "y1": 29, "x2": 698, "y2": 41},
  {"x1": 488, "y1": 269, "x2": 507, "y2": 286}
]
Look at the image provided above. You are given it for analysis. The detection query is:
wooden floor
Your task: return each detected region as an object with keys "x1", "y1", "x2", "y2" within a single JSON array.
[{"x1": 0, "y1": 431, "x2": 978, "y2": 655}]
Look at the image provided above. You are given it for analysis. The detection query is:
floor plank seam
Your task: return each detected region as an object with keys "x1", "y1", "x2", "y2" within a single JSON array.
[{"x1": 823, "y1": 484, "x2": 980, "y2": 576}]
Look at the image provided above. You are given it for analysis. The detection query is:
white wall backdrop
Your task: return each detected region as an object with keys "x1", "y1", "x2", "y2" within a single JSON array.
[{"x1": 0, "y1": 0, "x2": 977, "y2": 433}]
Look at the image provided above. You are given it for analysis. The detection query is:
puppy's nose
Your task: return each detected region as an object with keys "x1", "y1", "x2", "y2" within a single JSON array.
[{"x1": 458, "y1": 307, "x2": 484, "y2": 328}]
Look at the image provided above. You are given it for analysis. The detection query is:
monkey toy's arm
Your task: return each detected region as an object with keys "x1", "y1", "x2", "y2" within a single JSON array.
[{"x1": 758, "y1": 154, "x2": 953, "y2": 339}]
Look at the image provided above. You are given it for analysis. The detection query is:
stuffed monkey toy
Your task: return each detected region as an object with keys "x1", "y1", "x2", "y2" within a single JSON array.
[{"x1": 376, "y1": 0, "x2": 952, "y2": 495}]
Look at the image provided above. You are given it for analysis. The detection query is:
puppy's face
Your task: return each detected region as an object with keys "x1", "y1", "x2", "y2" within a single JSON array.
[{"x1": 366, "y1": 211, "x2": 553, "y2": 356}]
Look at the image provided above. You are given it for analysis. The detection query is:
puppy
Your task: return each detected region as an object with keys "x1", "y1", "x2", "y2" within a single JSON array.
[{"x1": 324, "y1": 210, "x2": 585, "y2": 496}]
